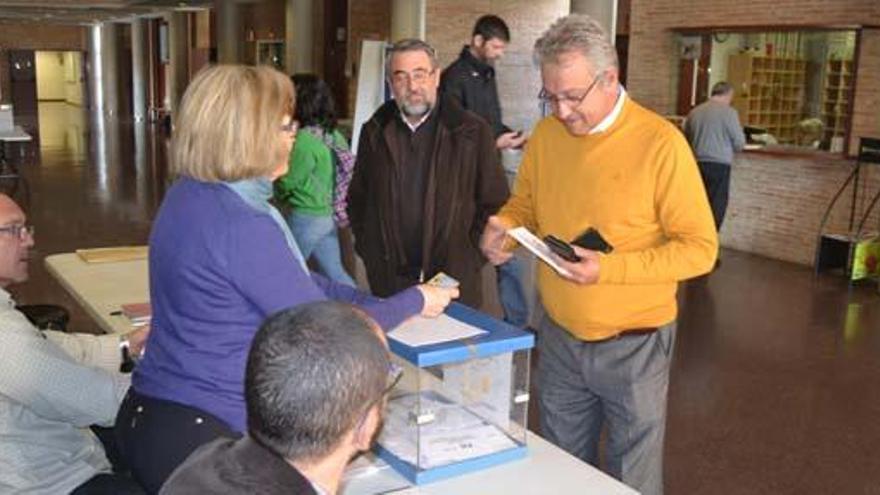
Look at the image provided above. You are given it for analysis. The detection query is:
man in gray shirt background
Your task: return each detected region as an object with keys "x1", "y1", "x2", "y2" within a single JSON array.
[{"x1": 685, "y1": 81, "x2": 746, "y2": 233}]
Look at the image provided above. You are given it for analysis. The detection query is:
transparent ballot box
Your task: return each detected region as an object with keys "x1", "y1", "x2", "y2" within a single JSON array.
[{"x1": 375, "y1": 303, "x2": 534, "y2": 485}]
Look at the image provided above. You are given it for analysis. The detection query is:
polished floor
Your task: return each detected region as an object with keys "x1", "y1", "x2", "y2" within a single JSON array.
[{"x1": 10, "y1": 102, "x2": 880, "y2": 494}]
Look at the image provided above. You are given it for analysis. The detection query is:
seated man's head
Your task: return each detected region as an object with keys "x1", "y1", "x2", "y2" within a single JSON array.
[
  {"x1": 245, "y1": 301, "x2": 395, "y2": 471},
  {"x1": 0, "y1": 194, "x2": 34, "y2": 288}
]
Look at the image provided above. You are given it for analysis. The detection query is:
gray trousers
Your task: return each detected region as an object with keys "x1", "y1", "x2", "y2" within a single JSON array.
[{"x1": 537, "y1": 315, "x2": 676, "y2": 495}]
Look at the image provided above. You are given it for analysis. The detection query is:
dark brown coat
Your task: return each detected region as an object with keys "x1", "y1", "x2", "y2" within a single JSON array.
[{"x1": 348, "y1": 96, "x2": 509, "y2": 308}]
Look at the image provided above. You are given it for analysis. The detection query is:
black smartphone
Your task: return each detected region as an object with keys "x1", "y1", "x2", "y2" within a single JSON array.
[
  {"x1": 571, "y1": 228, "x2": 613, "y2": 254},
  {"x1": 543, "y1": 235, "x2": 582, "y2": 262}
]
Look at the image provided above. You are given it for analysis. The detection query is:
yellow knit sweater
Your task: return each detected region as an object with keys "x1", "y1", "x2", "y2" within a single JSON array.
[{"x1": 499, "y1": 97, "x2": 718, "y2": 340}]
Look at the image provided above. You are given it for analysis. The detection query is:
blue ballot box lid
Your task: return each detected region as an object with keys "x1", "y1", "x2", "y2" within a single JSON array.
[{"x1": 388, "y1": 302, "x2": 535, "y2": 367}]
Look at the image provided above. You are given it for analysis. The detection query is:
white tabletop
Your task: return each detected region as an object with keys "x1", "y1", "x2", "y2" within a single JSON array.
[
  {"x1": 44, "y1": 252, "x2": 148, "y2": 334},
  {"x1": 43, "y1": 250, "x2": 637, "y2": 495},
  {"x1": 0, "y1": 125, "x2": 32, "y2": 142},
  {"x1": 342, "y1": 432, "x2": 638, "y2": 494}
]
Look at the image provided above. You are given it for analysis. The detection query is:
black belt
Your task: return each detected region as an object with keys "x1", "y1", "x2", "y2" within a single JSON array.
[{"x1": 589, "y1": 327, "x2": 658, "y2": 344}]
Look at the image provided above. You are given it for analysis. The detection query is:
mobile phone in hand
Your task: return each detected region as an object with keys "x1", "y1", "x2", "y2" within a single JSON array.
[
  {"x1": 571, "y1": 228, "x2": 613, "y2": 254},
  {"x1": 543, "y1": 235, "x2": 582, "y2": 262}
]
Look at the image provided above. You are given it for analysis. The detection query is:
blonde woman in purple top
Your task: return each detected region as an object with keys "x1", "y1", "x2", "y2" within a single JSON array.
[{"x1": 115, "y1": 65, "x2": 458, "y2": 494}]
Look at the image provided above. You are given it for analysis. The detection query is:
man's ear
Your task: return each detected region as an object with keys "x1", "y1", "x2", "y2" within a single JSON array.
[
  {"x1": 602, "y1": 67, "x2": 619, "y2": 87},
  {"x1": 473, "y1": 34, "x2": 484, "y2": 48},
  {"x1": 353, "y1": 405, "x2": 382, "y2": 452}
]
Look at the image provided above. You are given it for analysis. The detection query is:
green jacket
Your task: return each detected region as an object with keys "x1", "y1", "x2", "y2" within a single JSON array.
[{"x1": 274, "y1": 128, "x2": 348, "y2": 216}]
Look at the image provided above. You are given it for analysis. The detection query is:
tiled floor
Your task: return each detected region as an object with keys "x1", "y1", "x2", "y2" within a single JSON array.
[{"x1": 10, "y1": 102, "x2": 880, "y2": 493}]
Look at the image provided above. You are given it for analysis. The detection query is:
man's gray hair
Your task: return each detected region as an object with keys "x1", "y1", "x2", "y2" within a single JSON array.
[
  {"x1": 534, "y1": 14, "x2": 618, "y2": 75},
  {"x1": 385, "y1": 38, "x2": 439, "y2": 77},
  {"x1": 711, "y1": 81, "x2": 734, "y2": 96}
]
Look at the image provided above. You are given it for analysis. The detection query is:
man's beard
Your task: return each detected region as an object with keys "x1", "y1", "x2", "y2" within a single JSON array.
[{"x1": 400, "y1": 100, "x2": 432, "y2": 118}]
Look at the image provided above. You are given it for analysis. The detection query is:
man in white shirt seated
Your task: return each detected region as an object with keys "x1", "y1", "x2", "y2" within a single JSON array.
[{"x1": 0, "y1": 193, "x2": 148, "y2": 494}]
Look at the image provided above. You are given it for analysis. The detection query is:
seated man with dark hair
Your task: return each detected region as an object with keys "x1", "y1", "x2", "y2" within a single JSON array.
[{"x1": 161, "y1": 301, "x2": 396, "y2": 494}]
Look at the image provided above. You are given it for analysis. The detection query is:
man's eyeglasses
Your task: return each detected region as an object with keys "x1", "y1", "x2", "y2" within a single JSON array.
[
  {"x1": 280, "y1": 120, "x2": 299, "y2": 135},
  {"x1": 538, "y1": 73, "x2": 603, "y2": 109},
  {"x1": 391, "y1": 68, "x2": 436, "y2": 86},
  {"x1": 0, "y1": 224, "x2": 34, "y2": 240},
  {"x1": 356, "y1": 361, "x2": 404, "y2": 430},
  {"x1": 381, "y1": 362, "x2": 404, "y2": 400}
]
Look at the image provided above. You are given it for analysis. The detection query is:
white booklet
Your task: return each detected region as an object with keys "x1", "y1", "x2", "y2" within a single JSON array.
[{"x1": 506, "y1": 226, "x2": 573, "y2": 277}]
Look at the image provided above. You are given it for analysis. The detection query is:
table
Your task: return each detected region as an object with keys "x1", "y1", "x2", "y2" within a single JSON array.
[
  {"x1": 44, "y1": 253, "x2": 148, "y2": 334},
  {"x1": 44, "y1": 251, "x2": 638, "y2": 495},
  {"x1": 342, "y1": 433, "x2": 638, "y2": 494}
]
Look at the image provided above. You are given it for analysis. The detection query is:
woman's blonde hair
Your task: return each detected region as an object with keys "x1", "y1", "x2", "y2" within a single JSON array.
[{"x1": 171, "y1": 65, "x2": 295, "y2": 182}]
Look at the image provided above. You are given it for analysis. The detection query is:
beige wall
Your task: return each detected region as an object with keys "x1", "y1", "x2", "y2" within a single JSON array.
[
  {"x1": 36, "y1": 52, "x2": 66, "y2": 100},
  {"x1": 34, "y1": 51, "x2": 82, "y2": 105}
]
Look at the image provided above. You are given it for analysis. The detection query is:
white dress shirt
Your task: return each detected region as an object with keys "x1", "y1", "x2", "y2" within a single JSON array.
[
  {"x1": 589, "y1": 85, "x2": 627, "y2": 135},
  {"x1": 0, "y1": 288, "x2": 130, "y2": 494}
]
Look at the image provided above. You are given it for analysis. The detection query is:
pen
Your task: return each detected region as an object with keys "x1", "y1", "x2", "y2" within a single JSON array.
[{"x1": 110, "y1": 310, "x2": 122, "y2": 316}]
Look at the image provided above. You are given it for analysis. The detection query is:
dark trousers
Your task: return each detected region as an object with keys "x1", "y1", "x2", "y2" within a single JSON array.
[
  {"x1": 71, "y1": 473, "x2": 145, "y2": 495},
  {"x1": 68, "y1": 426, "x2": 145, "y2": 494},
  {"x1": 115, "y1": 389, "x2": 240, "y2": 494},
  {"x1": 697, "y1": 161, "x2": 731, "y2": 231}
]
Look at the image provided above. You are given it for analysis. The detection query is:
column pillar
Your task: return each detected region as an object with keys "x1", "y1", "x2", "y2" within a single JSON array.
[
  {"x1": 216, "y1": 0, "x2": 242, "y2": 64},
  {"x1": 167, "y1": 12, "x2": 190, "y2": 113},
  {"x1": 99, "y1": 23, "x2": 120, "y2": 119},
  {"x1": 390, "y1": 0, "x2": 426, "y2": 42},
  {"x1": 570, "y1": 0, "x2": 618, "y2": 41},
  {"x1": 131, "y1": 18, "x2": 149, "y2": 122},
  {"x1": 285, "y1": 0, "x2": 315, "y2": 74}
]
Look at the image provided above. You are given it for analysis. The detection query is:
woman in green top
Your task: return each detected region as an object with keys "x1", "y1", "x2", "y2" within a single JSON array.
[{"x1": 274, "y1": 74, "x2": 355, "y2": 286}]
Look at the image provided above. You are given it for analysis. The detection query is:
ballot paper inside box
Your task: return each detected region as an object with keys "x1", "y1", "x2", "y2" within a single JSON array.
[{"x1": 375, "y1": 303, "x2": 535, "y2": 485}]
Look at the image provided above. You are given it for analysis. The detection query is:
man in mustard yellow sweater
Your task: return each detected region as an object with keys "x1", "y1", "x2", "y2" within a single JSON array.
[{"x1": 480, "y1": 15, "x2": 717, "y2": 495}]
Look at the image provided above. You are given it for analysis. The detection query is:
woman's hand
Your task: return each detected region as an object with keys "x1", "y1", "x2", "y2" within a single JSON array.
[
  {"x1": 125, "y1": 324, "x2": 151, "y2": 357},
  {"x1": 416, "y1": 284, "x2": 460, "y2": 317}
]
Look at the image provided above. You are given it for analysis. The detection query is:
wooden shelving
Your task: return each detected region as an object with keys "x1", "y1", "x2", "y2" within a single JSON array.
[
  {"x1": 822, "y1": 59, "x2": 854, "y2": 146},
  {"x1": 728, "y1": 54, "x2": 807, "y2": 144}
]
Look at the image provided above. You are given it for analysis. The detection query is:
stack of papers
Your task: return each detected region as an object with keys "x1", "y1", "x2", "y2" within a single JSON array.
[{"x1": 388, "y1": 314, "x2": 486, "y2": 347}]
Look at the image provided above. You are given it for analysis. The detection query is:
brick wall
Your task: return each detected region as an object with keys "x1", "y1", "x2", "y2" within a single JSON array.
[
  {"x1": 426, "y1": 0, "x2": 568, "y2": 131},
  {"x1": 627, "y1": 0, "x2": 880, "y2": 154},
  {"x1": 347, "y1": 0, "x2": 391, "y2": 116},
  {"x1": 0, "y1": 23, "x2": 87, "y2": 104},
  {"x1": 723, "y1": 152, "x2": 880, "y2": 265}
]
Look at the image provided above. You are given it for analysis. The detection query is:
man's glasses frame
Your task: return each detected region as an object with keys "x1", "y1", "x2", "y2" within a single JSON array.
[
  {"x1": 0, "y1": 224, "x2": 34, "y2": 240},
  {"x1": 390, "y1": 68, "x2": 437, "y2": 87},
  {"x1": 538, "y1": 73, "x2": 603, "y2": 109},
  {"x1": 356, "y1": 361, "x2": 404, "y2": 432}
]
